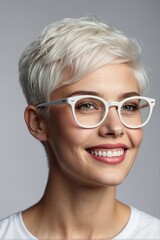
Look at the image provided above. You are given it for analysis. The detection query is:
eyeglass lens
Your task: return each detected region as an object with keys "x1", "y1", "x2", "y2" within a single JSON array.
[{"x1": 74, "y1": 97, "x2": 150, "y2": 128}]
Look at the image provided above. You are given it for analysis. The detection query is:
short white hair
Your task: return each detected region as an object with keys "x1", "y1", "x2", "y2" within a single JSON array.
[{"x1": 19, "y1": 17, "x2": 149, "y2": 105}]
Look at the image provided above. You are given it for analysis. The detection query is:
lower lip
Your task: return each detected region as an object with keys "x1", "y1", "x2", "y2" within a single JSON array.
[{"x1": 88, "y1": 151, "x2": 126, "y2": 165}]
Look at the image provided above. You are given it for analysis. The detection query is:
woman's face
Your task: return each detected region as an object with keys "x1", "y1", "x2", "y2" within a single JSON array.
[{"x1": 45, "y1": 64, "x2": 143, "y2": 187}]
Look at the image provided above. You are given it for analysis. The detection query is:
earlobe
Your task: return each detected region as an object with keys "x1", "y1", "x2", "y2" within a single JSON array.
[{"x1": 24, "y1": 105, "x2": 48, "y2": 142}]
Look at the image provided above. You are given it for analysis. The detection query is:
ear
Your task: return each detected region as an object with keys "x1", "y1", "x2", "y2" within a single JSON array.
[{"x1": 24, "y1": 105, "x2": 48, "y2": 142}]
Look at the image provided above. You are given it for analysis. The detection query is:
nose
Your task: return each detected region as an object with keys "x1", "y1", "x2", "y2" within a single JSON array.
[{"x1": 99, "y1": 107, "x2": 125, "y2": 137}]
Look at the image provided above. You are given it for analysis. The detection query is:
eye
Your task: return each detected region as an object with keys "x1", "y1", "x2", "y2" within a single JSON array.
[
  {"x1": 121, "y1": 103, "x2": 138, "y2": 112},
  {"x1": 77, "y1": 102, "x2": 98, "y2": 111}
]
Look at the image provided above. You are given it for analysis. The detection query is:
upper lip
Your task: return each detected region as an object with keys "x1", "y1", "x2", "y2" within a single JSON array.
[{"x1": 86, "y1": 143, "x2": 129, "y2": 151}]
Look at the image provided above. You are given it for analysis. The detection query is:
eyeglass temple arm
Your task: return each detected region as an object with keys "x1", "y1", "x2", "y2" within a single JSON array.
[
  {"x1": 139, "y1": 100, "x2": 155, "y2": 110},
  {"x1": 36, "y1": 99, "x2": 68, "y2": 107}
]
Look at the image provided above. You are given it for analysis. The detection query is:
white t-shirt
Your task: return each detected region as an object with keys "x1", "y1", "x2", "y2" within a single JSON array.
[{"x1": 0, "y1": 207, "x2": 160, "y2": 239}]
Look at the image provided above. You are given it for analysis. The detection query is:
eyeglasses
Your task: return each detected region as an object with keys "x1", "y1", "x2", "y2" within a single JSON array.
[{"x1": 36, "y1": 95, "x2": 155, "y2": 129}]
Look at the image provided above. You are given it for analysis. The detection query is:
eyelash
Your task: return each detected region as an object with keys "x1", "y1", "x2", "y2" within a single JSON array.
[
  {"x1": 121, "y1": 103, "x2": 138, "y2": 111},
  {"x1": 77, "y1": 102, "x2": 99, "y2": 111}
]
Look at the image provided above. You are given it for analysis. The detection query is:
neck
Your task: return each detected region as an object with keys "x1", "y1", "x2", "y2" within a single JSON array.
[
  {"x1": 23, "y1": 168, "x2": 129, "y2": 239},
  {"x1": 46, "y1": 171, "x2": 116, "y2": 218}
]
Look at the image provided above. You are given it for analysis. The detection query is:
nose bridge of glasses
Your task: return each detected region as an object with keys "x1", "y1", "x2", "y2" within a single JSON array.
[
  {"x1": 103, "y1": 101, "x2": 124, "y2": 130},
  {"x1": 107, "y1": 101, "x2": 120, "y2": 110},
  {"x1": 104, "y1": 101, "x2": 121, "y2": 120}
]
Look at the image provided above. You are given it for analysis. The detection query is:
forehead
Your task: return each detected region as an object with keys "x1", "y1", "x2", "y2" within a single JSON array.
[{"x1": 51, "y1": 64, "x2": 139, "y2": 100}]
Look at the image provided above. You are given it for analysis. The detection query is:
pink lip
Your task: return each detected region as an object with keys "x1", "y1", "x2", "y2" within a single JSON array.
[
  {"x1": 86, "y1": 143, "x2": 128, "y2": 165},
  {"x1": 87, "y1": 143, "x2": 128, "y2": 150}
]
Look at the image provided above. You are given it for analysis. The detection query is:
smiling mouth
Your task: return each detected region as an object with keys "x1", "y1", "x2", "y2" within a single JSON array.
[
  {"x1": 86, "y1": 145, "x2": 128, "y2": 164},
  {"x1": 88, "y1": 148, "x2": 124, "y2": 157}
]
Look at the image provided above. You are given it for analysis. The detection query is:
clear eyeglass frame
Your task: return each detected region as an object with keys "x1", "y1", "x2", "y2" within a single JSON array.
[{"x1": 36, "y1": 95, "x2": 155, "y2": 129}]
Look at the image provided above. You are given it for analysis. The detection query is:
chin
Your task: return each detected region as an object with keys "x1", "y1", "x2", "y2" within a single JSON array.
[{"x1": 97, "y1": 173, "x2": 127, "y2": 187}]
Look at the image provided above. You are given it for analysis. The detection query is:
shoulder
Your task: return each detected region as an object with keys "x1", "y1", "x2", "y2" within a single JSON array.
[
  {"x1": 0, "y1": 213, "x2": 19, "y2": 229},
  {"x1": 120, "y1": 207, "x2": 160, "y2": 239},
  {"x1": 0, "y1": 213, "x2": 20, "y2": 239},
  {"x1": 0, "y1": 212, "x2": 36, "y2": 239},
  {"x1": 115, "y1": 206, "x2": 160, "y2": 239},
  {"x1": 132, "y1": 207, "x2": 160, "y2": 226}
]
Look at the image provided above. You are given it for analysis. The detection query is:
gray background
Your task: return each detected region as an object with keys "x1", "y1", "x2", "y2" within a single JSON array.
[{"x1": 0, "y1": 0, "x2": 160, "y2": 220}]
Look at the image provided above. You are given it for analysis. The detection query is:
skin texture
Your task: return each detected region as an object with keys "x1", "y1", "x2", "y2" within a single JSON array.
[{"x1": 23, "y1": 63, "x2": 143, "y2": 239}]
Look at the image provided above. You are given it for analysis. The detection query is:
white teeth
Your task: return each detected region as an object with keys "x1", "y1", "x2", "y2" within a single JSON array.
[
  {"x1": 90, "y1": 149, "x2": 124, "y2": 157},
  {"x1": 103, "y1": 152, "x2": 107, "y2": 157},
  {"x1": 99, "y1": 151, "x2": 102, "y2": 156},
  {"x1": 107, "y1": 151, "x2": 112, "y2": 157}
]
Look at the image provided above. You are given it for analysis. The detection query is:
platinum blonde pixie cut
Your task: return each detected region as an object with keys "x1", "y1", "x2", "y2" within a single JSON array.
[{"x1": 19, "y1": 17, "x2": 149, "y2": 105}]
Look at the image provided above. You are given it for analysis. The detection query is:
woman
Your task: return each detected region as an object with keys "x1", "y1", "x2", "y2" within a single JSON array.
[{"x1": 0, "y1": 17, "x2": 159, "y2": 239}]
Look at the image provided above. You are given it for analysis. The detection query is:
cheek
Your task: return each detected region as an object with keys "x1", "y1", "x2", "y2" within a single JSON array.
[
  {"x1": 47, "y1": 107, "x2": 90, "y2": 149},
  {"x1": 128, "y1": 128, "x2": 143, "y2": 148},
  {"x1": 46, "y1": 108, "x2": 93, "y2": 179}
]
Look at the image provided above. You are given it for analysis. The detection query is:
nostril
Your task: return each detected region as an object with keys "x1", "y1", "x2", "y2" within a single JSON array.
[
  {"x1": 106, "y1": 131, "x2": 124, "y2": 137},
  {"x1": 98, "y1": 121, "x2": 125, "y2": 138},
  {"x1": 107, "y1": 132, "x2": 115, "y2": 136}
]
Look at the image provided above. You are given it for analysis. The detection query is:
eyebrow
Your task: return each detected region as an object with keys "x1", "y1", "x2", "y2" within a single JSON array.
[
  {"x1": 67, "y1": 91, "x2": 99, "y2": 97},
  {"x1": 67, "y1": 90, "x2": 139, "y2": 99},
  {"x1": 120, "y1": 92, "x2": 140, "y2": 99}
]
